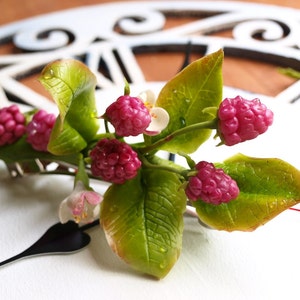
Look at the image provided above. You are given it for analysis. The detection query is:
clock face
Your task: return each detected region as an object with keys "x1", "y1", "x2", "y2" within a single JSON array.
[{"x1": 0, "y1": 1, "x2": 299, "y2": 109}]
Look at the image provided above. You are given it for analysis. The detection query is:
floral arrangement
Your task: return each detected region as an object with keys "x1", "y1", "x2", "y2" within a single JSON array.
[{"x1": 1, "y1": 49, "x2": 300, "y2": 278}]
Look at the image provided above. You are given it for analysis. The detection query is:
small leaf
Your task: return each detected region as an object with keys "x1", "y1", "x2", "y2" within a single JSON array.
[
  {"x1": 145, "y1": 49, "x2": 223, "y2": 153},
  {"x1": 193, "y1": 153, "x2": 300, "y2": 231},
  {"x1": 278, "y1": 67, "x2": 300, "y2": 79},
  {"x1": 39, "y1": 59, "x2": 100, "y2": 154},
  {"x1": 100, "y1": 169, "x2": 186, "y2": 278},
  {"x1": 47, "y1": 118, "x2": 87, "y2": 155}
]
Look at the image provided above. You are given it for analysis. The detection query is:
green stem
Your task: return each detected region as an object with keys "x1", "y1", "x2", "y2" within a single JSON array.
[
  {"x1": 39, "y1": 169, "x2": 77, "y2": 177},
  {"x1": 39, "y1": 168, "x2": 108, "y2": 184},
  {"x1": 74, "y1": 154, "x2": 90, "y2": 188},
  {"x1": 141, "y1": 155, "x2": 188, "y2": 179},
  {"x1": 124, "y1": 80, "x2": 130, "y2": 95},
  {"x1": 104, "y1": 119, "x2": 110, "y2": 134},
  {"x1": 140, "y1": 118, "x2": 218, "y2": 154}
]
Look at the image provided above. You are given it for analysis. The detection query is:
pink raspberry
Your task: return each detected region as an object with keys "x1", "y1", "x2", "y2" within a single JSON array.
[
  {"x1": 26, "y1": 110, "x2": 56, "y2": 152},
  {"x1": 185, "y1": 161, "x2": 239, "y2": 205},
  {"x1": 90, "y1": 138, "x2": 141, "y2": 184},
  {"x1": 217, "y1": 96, "x2": 273, "y2": 146},
  {"x1": 0, "y1": 104, "x2": 26, "y2": 146},
  {"x1": 105, "y1": 95, "x2": 151, "y2": 137}
]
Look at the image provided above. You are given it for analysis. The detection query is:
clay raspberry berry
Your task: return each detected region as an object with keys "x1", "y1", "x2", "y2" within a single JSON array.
[
  {"x1": 217, "y1": 96, "x2": 273, "y2": 146},
  {"x1": 185, "y1": 161, "x2": 239, "y2": 205},
  {"x1": 0, "y1": 104, "x2": 26, "y2": 146},
  {"x1": 26, "y1": 110, "x2": 56, "y2": 151},
  {"x1": 90, "y1": 138, "x2": 141, "y2": 184},
  {"x1": 105, "y1": 95, "x2": 151, "y2": 137}
]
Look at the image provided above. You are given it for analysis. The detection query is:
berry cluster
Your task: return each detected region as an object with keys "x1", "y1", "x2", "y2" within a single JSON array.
[
  {"x1": 185, "y1": 161, "x2": 239, "y2": 205},
  {"x1": 0, "y1": 105, "x2": 55, "y2": 152},
  {"x1": 217, "y1": 96, "x2": 273, "y2": 146},
  {"x1": 105, "y1": 95, "x2": 151, "y2": 137},
  {"x1": 0, "y1": 105, "x2": 26, "y2": 146},
  {"x1": 90, "y1": 138, "x2": 141, "y2": 184},
  {"x1": 26, "y1": 110, "x2": 56, "y2": 152}
]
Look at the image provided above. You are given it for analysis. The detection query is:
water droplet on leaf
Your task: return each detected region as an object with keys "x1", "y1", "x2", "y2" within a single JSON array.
[
  {"x1": 43, "y1": 68, "x2": 55, "y2": 79},
  {"x1": 180, "y1": 117, "x2": 186, "y2": 127},
  {"x1": 110, "y1": 205, "x2": 118, "y2": 213},
  {"x1": 159, "y1": 247, "x2": 167, "y2": 253},
  {"x1": 159, "y1": 260, "x2": 167, "y2": 269}
]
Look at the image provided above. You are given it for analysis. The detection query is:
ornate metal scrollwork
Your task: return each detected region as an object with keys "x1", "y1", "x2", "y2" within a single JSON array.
[{"x1": 0, "y1": 1, "x2": 300, "y2": 109}]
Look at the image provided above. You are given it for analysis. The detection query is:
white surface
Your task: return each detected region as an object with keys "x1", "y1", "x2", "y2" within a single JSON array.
[
  {"x1": 1, "y1": 171, "x2": 300, "y2": 300},
  {"x1": 1, "y1": 84, "x2": 300, "y2": 300}
]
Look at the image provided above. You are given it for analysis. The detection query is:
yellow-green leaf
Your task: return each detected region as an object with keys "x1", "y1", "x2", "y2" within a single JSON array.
[
  {"x1": 145, "y1": 49, "x2": 223, "y2": 153},
  {"x1": 39, "y1": 59, "x2": 99, "y2": 154},
  {"x1": 100, "y1": 169, "x2": 186, "y2": 278},
  {"x1": 47, "y1": 118, "x2": 87, "y2": 155},
  {"x1": 39, "y1": 59, "x2": 96, "y2": 123},
  {"x1": 193, "y1": 153, "x2": 300, "y2": 231}
]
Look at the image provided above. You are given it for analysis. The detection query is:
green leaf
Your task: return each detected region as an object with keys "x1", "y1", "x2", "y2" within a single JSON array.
[
  {"x1": 39, "y1": 59, "x2": 100, "y2": 154},
  {"x1": 47, "y1": 118, "x2": 87, "y2": 155},
  {"x1": 193, "y1": 153, "x2": 300, "y2": 231},
  {"x1": 100, "y1": 169, "x2": 186, "y2": 278},
  {"x1": 0, "y1": 136, "x2": 80, "y2": 166},
  {"x1": 145, "y1": 49, "x2": 223, "y2": 153},
  {"x1": 279, "y1": 67, "x2": 300, "y2": 79}
]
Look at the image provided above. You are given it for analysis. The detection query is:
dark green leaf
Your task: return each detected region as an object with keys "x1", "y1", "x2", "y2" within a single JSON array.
[{"x1": 0, "y1": 136, "x2": 79, "y2": 166}]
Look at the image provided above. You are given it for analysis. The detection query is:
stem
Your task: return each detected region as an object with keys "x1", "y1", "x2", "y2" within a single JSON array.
[
  {"x1": 124, "y1": 80, "x2": 130, "y2": 95},
  {"x1": 39, "y1": 169, "x2": 77, "y2": 177},
  {"x1": 38, "y1": 167, "x2": 109, "y2": 185},
  {"x1": 74, "y1": 155, "x2": 90, "y2": 188},
  {"x1": 104, "y1": 119, "x2": 110, "y2": 133},
  {"x1": 140, "y1": 118, "x2": 218, "y2": 154},
  {"x1": 141, "y1": 155, "x2": 187, "y2": 178}
]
